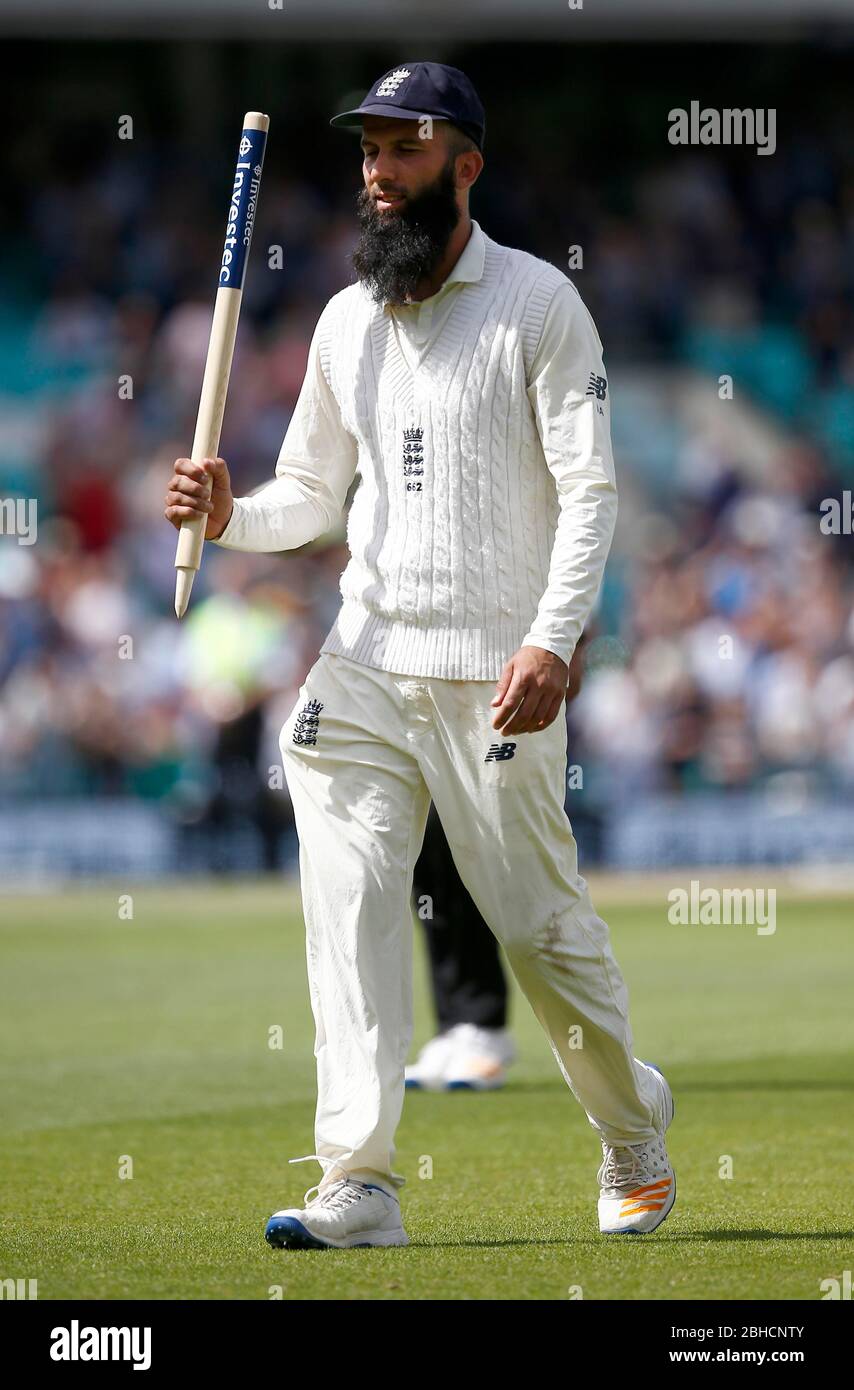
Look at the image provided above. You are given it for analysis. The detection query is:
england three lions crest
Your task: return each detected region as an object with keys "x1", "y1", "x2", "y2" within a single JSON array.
[
  {"x1": 293, "y1": 698, "x2": 323, "y2": 746},
  {"x1": 403, "y1": 426, "x2": 424, "y2": 493}
]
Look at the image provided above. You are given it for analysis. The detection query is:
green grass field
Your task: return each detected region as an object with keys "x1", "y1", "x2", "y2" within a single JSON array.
[{"x1": 1, "y1": 877, "x2": 852, "y2": 1301}]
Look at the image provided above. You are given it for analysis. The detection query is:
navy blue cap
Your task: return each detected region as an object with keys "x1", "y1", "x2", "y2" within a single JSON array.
[{"x1": 330, "y1": 61, "x2": 485, "y2": 151}]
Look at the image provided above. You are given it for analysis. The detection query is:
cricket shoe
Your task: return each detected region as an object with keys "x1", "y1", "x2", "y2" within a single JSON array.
[
  {"x1": 405, "y1": 1024, "x2": 516, "y2": 1091},
  {"x1": 404, "y1": 1029, "x2": 457, "y2": 1090},
  {"x1": 597, "y1": 1061, "x2": 676, "y2": 1235},
  {"x1": 265, "y1": 1159, "x2": 408, "y2": 1250}
]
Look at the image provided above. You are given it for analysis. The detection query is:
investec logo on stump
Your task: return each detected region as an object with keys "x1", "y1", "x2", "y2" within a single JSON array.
[
  {"x1": 50, "y1": 1321, "x2": 151, "y2": 1371},
  {"x1": 219, "y1": 127, "x2": 265, "y2": 286}
]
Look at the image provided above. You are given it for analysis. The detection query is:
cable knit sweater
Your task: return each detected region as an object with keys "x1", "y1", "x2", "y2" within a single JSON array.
[{"x1": 213, "y1": 219, "x2": 617, "y2": 680}]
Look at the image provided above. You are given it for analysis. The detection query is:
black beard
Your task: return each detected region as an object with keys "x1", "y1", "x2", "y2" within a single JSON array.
[{"x1": 352, "y1": 158, "x2": 461, "y2": 306}]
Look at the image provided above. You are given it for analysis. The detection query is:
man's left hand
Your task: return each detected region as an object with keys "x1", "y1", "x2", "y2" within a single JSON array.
[{"x1": 490, "y1": 645, "x2": 569, "y2": 735}]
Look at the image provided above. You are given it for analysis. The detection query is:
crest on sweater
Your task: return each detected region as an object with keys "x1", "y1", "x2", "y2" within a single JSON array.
[{"x1": 403, "y1": 426, "x2": 425, "y2": 493}]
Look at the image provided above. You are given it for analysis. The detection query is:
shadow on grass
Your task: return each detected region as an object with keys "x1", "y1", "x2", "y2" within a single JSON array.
[
  {"x1": 504, "y1": 1079, "x2": 854, "y2": 1096},
  {"x1": 413, "y1": 1228, "x2": 853, "y2": 1249}
]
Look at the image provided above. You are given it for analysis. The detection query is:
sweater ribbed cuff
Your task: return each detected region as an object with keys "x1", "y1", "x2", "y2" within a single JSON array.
[
  {"x1": 209, "y1": 498, "x2": 248, "y2": 550},
  {"x1": 520, "y1": 631, "x2": 576, "y2": 669}
]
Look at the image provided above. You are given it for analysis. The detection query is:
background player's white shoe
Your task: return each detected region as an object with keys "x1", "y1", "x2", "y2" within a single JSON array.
[
  {"x1": 597, "y1": 1061, "x2": 676, "y2": 1235},
  {"x1": 265, "y1": 1177, "x2": 408, "y2": 1250},
  {"x1": 405, "y1": 1024, "x2": 516, "y2": 1090},
  {"x1": 404, "y1": 1029, "x2": 458, "y2": 1090}
]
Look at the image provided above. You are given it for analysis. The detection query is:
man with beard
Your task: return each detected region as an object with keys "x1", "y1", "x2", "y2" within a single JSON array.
[{"x1": 164, "y1": 61, "x2": 676, "y2": 1247}]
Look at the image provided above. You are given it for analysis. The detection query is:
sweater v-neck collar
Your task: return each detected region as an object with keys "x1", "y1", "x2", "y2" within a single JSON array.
[{"x1": 377, "y1": 220, "x2": 489, "y2": 382}]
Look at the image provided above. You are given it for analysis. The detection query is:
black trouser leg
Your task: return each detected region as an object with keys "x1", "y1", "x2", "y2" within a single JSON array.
[{"x1": 412, "y1": 801, "x2": 508, "y2": 1031}]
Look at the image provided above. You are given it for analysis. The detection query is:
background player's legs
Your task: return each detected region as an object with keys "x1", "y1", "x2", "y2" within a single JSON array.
[
  {"x1": 408, "y1": 801, "x2": 515, "y2": 1088},
  {"x1": 413, "y1": 802, "x2": 508, "y2": 1031},
  {"x1": 420, "y1": 677, "x2": 660, "y2": 1146},
  {"x1": 280, "y1": 653, "x2": 431, "y2": 1193}
]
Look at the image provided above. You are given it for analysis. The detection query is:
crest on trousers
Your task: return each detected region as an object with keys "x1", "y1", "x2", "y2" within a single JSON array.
[
  {"x1": 403, "y1": 426, "x2": 424, "y2": 485},
  {"x1": 293, "y1": 698, "x2": 323, "y2": 746}
]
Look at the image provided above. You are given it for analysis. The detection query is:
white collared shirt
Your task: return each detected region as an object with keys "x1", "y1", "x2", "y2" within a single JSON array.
[{"x1": 384, "y1": 219, "x2": 487, "y2": 371}]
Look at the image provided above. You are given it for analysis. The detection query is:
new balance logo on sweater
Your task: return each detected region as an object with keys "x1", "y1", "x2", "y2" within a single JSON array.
[{"x1": 293, "y1": 699, "x2": 324, "y2": 746}]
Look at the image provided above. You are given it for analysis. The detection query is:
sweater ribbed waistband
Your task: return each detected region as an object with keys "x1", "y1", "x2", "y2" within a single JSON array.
[{"x1": 318, "y1": 599, "x2": 528, "y2": 681}]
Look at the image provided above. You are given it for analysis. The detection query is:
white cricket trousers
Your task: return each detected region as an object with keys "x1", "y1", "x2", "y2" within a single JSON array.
[{"x1": 280, "y1": 651, "x2": 660, "y2": 1195}]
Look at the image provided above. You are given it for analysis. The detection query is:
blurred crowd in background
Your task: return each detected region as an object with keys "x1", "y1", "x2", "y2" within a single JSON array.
[{"x1": 1, "y1": 42, "x2": 852, "y2": 865}]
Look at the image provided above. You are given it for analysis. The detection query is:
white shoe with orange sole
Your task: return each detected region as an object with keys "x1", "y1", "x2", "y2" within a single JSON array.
[{"x1": 597, "y1": 1061, "x2": 676, "y2": 1235}]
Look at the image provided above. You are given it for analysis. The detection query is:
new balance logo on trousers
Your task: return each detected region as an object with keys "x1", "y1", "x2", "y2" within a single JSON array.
[{"x1": 484, "y1": 742, "x2": 516, "y2": 761}]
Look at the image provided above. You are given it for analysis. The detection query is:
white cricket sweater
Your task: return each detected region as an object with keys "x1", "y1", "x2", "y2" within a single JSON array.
[{"x1": 213, "y1": 219, "x2": 617, "y2": 681}]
